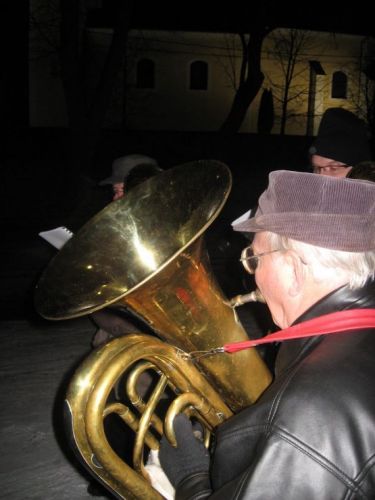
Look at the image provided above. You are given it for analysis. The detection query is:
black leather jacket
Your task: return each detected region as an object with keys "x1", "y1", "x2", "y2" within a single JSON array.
[{"x1": 177, "y1": 281, "x2": 375, "y2": 499}]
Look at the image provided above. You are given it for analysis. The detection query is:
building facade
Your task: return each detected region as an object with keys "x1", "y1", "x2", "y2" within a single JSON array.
[{"x1": 30, "y1": 25, "x2": 372, "y2": 135}]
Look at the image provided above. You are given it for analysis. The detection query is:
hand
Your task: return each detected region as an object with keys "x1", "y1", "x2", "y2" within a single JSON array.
[{"x1": 159, "y1": 414, "x2": 210, "y2": 488}]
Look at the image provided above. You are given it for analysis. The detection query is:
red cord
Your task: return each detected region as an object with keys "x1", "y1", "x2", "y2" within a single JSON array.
[{"x1": 224, "y1": 309, "x2": 375, "y2": 353}]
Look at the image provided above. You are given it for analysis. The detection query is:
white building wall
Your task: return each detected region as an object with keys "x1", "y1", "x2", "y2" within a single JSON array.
[
  {"x1": 125, "y1": 29, "x2": 366, "y2": 135},
  {"x1": 29, "y1": 22, "x2": 368, "y2": 136},
  {"x1": 125, "y1": 30, "x2": 238, "y2": 131}
]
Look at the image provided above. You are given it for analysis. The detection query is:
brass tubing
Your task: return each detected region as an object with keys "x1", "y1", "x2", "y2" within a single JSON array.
[
  {"x1": 126, "y1": 361, "x2": 165, "y2": 436},
  {"x1": 67, "y1": 334, "x2": 233, "y2": 498},
  {"x1": 104, "y1": 402, "x2": 160, "y2": 451},
  {"x1": 164, "y1": 392, "x2": 217, "y2": 447},
  {"x1": 133, "y1": 374, "x2": 168, "y2": 476}
]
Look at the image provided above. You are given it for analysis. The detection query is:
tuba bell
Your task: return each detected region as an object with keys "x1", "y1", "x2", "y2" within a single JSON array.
[{"x1": 35, "y1": 160, "x2": 271, "y2": 499}]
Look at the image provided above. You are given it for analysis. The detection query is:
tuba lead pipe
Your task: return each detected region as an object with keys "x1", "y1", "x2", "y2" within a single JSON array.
[{"x1": 229, "y1": 288, "x2": 265, "y2": 307}]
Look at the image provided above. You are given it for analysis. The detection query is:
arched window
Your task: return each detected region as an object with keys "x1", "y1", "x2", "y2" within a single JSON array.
[
  {"x1": 136, "y1": 59, "x2": 155, "y2": 89},
  {"x1": 190, "y1": 61, "x2": 208, "y2": 90},
  {"x1": 331, "y1": 71, "x2": 347, "y2": 99}
]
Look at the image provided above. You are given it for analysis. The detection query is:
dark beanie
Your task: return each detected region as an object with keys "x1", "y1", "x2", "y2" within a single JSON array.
[{"x1": 309, "y1": 108, "x2": 371, "y2": 166}]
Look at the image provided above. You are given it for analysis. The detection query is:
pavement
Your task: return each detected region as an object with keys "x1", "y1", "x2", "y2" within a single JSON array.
[{"x1": 0, "y1": 317, "x2": 109, "y2": 499}]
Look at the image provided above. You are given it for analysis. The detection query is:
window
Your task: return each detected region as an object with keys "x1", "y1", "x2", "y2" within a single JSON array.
[
  {"x1": 190, "y1": 61, "x2": 208, "y2": 90},
  {"x1": 136, "y1": 59, "x2": 155, "y2": 89},
  {"x1": 331, "y1": 71, "x2": 347, "y2": 99}
]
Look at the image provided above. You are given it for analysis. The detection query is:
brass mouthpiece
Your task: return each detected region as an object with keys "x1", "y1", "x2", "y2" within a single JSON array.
[{"x1": 229, "y1": 289, "x2": 265, "y2": 308}]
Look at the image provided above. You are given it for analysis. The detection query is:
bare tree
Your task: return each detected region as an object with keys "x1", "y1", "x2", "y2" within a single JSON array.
[
  {"x1": 342, "y1": 36, "x2": 375, "y2": 153},
  {"x1": 257, "y1": 88, "x2": 274, "y2": 134},
  {"x1": 360, "y1": 37, "x2": 375, "y2": 144},
  {"x1": 265, "y1": 29, "x2": 316, "y2": 134},
  {"x1": 220, "y1": 28, "x2": 272, "y2": 134},
  {"x1": 59, "y1": 0, "x2": 134, "y2": 171},
  {"x1": 219, "y1": 2, "x2": 278, "y2": 134},
  {"x1": 30, "y1": 0, "x2": 134, "y2": 221},
  {"x1": 30, "y1": 0, "x2": 134, "y2": 172}
]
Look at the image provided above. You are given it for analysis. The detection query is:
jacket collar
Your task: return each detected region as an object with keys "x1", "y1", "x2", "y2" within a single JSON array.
[
  {"x1": 275, "y1": 280, "x2": 375, "y2": 374},
  {"x1": 294, "y1": 279, "x2": 375, "y2": 324}
]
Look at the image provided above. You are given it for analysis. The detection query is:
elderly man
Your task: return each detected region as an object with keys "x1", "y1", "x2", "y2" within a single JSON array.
[
  {"x1": 158, "y1": 170, "x2": 375, "y2": 499},
  {"x1": 309, "y1": 107, "x2": 371, "y2": 177}
]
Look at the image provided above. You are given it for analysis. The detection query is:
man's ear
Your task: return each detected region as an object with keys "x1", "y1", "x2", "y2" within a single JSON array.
[{"x1": 285, "y1": 250, "x2": 306, "y2": 297}]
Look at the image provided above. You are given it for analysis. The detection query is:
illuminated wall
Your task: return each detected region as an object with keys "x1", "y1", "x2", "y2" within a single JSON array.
[{"x1": 29, "y1": 23, "x2": 370, "y2": 135}]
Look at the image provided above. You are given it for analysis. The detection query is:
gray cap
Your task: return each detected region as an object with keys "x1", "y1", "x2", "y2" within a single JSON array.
[
  {"x1": 99, "y1": 154, "x2": 159, "y2": 185},
  {"x1": 233, "y1": 170, "x2": 375, "y2": 252}
]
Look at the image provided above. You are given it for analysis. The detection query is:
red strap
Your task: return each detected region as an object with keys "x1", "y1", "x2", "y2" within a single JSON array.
[{"x1": 224, "y1": 309, "x2": 375, "y2": 353}]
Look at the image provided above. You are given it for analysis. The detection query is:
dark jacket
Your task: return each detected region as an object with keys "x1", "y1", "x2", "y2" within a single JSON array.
[{"x1": 177, "y1": 280, "x2": 375, "y2": 499}]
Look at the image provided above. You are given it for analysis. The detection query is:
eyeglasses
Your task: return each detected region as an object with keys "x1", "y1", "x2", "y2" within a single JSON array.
[
  {"x1": 239, "y1": 246, "x2": 281, "y2": 274},
  {"x1": 312, "y1": 164, "x2": 350, "y2": 177}
]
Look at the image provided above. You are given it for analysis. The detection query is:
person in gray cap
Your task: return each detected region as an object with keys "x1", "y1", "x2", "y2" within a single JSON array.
[
  {"x1": 99, "y1": 154, "x2": 161, "y2": 201},
  {"x1": 157, "y1": 170, "x2": 375, "y2": 499},
  {"x1": 92, "y1": 154, "x2": 163, "y2": 347},
  {"x1": 309, "y1": 107, "x2": 372, "y2": 177}
]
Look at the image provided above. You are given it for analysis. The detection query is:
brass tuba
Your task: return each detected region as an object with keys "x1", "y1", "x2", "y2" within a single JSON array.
[{"x1": 35, "y1": 160, "x2": 271, "y2": 499}]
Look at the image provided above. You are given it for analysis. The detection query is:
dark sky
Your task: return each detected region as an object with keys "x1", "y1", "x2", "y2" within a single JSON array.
[
  {"x1": 128, "y1": 2, "x2": 374, "y2": 37},
  {"x1": 87, "y1": 1, "x2": 374, "y2": 37}
]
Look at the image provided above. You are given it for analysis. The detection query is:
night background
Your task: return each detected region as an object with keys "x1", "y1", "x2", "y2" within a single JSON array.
[{"x1": 1, "y1": 1, "x2": 374, "y2": 498}]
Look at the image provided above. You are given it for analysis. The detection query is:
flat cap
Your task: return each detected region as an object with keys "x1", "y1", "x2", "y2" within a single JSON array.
[{"x1": 233, "y1": 170, "x2": 375, "y2": 252}]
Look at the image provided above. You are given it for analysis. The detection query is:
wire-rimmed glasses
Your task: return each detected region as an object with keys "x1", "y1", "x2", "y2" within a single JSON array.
[{"x1": 239, "y1": 246, "x2": 281, "y2": 274}]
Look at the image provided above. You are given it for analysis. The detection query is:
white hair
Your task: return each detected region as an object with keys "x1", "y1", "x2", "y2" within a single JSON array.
[{"x1": 267, "y1": 232, "x2": 375, "y2": 289}]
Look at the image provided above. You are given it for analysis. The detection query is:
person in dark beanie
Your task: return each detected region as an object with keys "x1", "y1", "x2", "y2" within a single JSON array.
[
  {"x1": 155, "y1": 171, "x2": 375, "y2": 499},
  {"x1": 309, "y1": 107, "x2": 372, "y2": 177}
]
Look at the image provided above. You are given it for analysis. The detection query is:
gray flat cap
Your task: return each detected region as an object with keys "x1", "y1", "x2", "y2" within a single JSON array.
[{"x1": 233, "y1": 170, "x2": 375, "y2": 252}]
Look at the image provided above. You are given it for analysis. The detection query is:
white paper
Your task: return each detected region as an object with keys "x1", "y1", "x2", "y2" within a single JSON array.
[
  {"x1": 38, "y1": 226, "x2": 74, "y2": 250},
  {"x1": 231, "y1": 209, "x2": 251, "y2": 227},
  {"x1": 145, "y1": 449, "x2": 175, "y2": 499}
]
